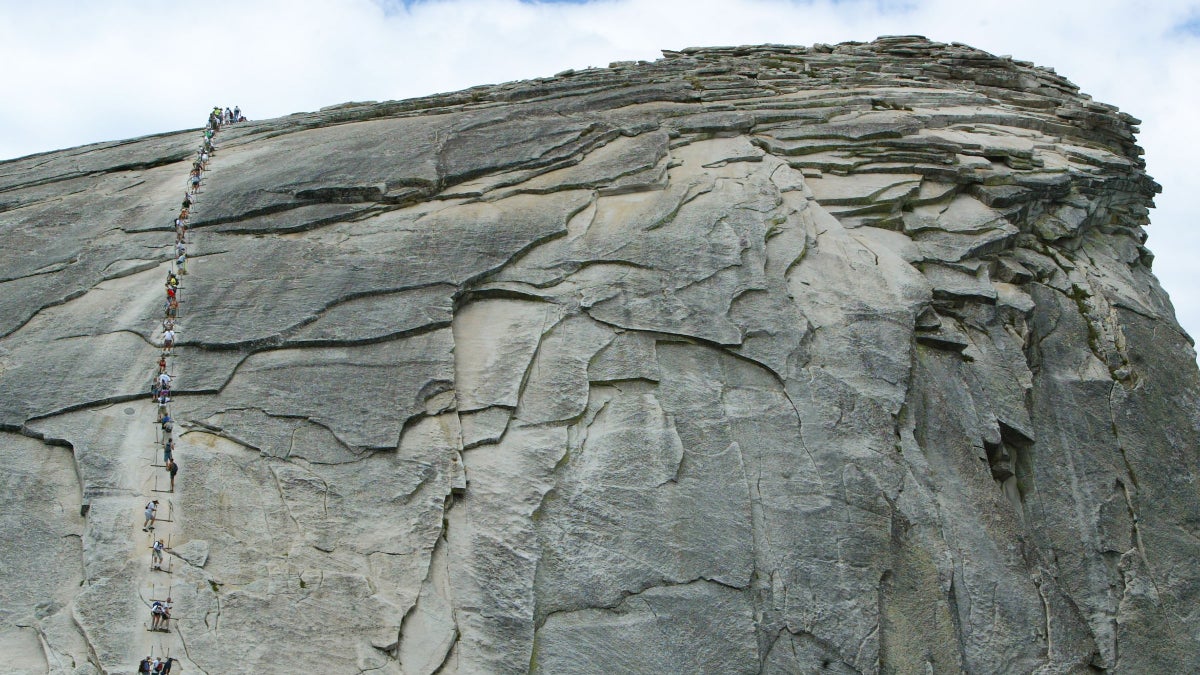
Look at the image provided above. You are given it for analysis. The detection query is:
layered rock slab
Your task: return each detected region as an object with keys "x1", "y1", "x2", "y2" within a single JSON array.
[{"x1": 1, "y1": 35, "x2": 1197, "y2": 674}]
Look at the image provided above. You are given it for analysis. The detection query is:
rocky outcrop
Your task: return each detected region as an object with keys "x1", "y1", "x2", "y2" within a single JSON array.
[{"x1": 1, "y1": 35, "x2": 1198, "y2": 673}]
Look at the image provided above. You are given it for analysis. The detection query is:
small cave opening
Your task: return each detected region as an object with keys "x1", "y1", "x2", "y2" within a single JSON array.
[{"x1": 984, "y1": 422, "x2": 1034, "y2": 519}]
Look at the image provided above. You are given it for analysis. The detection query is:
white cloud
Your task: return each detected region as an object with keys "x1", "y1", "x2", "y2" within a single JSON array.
[{"x1": 2, "y1": 0, "x2": 1198, "y2": 346}]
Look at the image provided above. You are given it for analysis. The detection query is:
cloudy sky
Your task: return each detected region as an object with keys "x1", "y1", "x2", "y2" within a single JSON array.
[{"x1": 2, "y1": 0, "x2": 1198, "y2": 344}]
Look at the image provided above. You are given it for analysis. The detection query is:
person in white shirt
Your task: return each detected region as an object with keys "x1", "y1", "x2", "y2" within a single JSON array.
[
  {"x1": 142, "y1": 500, "x2": 158, "y2": 531},
  {"x1": 149, "y1": 598, "x2": 171, "y2": 631},
  {"x1": 151, "y1": 539, "x2": 164, "y2": 569}
]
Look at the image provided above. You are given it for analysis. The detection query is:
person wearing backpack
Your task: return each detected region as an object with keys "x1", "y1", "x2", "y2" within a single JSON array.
[
  {"x1": 151, "y1": 539, "x2": 165, "y2": 569},
  {"x1": 166, "y1": 458, "x2": 178, "y2": 492},
  {"x1": 143, "y1": 500, "x2": 158, "y2": 531},
  {"x1": 149, "y1": 601, "x2": 164, "y2": 630}
]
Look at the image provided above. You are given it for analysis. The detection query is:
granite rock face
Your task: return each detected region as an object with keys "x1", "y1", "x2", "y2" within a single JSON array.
[{"x1": 2, "y1": 36, "x2": 1199, "y2": 674}]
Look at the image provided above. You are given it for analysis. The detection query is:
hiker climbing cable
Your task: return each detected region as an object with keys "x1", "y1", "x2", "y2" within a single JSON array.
[
  {"x1": 163, "y1": 438, "x2": 174, "y2": 464},
  {"x1": 151, "y1": 539, "x2": 165, "y2": 570},
  {"x1": 161, "y1": 328, "x2": 175, "y2": 350},
  {"x1": 149, "y1": 597, "x2": 171, "y2": 631},
  {"x1": 165, "y1": 458, "x2": 178, "y2": 492},
  {"x1": 142, "y1": 500, "x2": 158, "y2": 531}
]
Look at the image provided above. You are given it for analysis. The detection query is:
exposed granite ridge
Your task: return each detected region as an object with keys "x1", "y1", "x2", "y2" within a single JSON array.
[{"x1": 1, "y1": 36, "x2": 1197, "y2": 674}]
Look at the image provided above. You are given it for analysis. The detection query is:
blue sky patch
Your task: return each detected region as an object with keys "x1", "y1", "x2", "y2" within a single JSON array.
[{"x1": 1175, "y1": 15, "x2": 1200, "y2": 36}]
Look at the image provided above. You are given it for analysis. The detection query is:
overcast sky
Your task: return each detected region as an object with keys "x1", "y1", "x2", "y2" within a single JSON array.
[{"x1": 2, "y1": 0, "x2": 1198, "y2": 347}]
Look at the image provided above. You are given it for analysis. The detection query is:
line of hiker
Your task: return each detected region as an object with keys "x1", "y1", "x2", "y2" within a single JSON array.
[
  {"x1": 209, "y1": 105, "x2": 246, "y2": 131},
  {"x1": 137, "y1": 654, "x2": 177, "y2": 675},
  {"x1": 133, "y1": 109, "x2": 232, "y2": 670}
]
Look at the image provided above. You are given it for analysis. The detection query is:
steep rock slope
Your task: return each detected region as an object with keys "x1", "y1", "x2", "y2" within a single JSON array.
[{"x1": 1, "y1": 36, "x2": 1198, "y2": 674}]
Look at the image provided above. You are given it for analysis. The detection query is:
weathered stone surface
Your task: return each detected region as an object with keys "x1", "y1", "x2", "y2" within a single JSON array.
[
  {"x1": 0, "y1": 432, "x2": 86, "y2": 672},
  {"x1": 1, "y1": 36, "x2": 1197, "y2": 674},
  {"x1": 534, "y1": 581, "x2": 758, "y2": 674}
]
